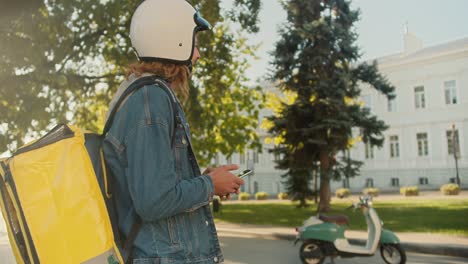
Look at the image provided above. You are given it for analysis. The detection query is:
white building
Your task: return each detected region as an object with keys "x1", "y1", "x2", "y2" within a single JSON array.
[
  {"x1": 334, "y1": 33, "x2": 468, "y2": 192},
  {"x1": 217, "y1": 33, "x2": 468, "y2": 194}
]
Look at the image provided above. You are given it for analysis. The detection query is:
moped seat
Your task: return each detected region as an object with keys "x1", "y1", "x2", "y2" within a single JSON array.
[{"x1": 318, "y1": 214, "x2": 349, "y2": 225}]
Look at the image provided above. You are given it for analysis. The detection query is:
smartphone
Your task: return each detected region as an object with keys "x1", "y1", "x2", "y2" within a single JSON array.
[{"x1": 238, "y1": 169, "x2": 253, "y2": 178}]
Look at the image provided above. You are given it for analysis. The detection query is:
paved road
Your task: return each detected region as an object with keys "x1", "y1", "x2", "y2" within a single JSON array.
[
  {"x1": 1, "y1": 234, "x2": 467, "y2": 263},
  {"x1": 219, "y1": 234, "x2": 468, "y2": 264}
]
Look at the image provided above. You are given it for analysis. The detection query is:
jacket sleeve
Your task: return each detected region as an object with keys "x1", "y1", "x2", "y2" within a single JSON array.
[{"x1": 123, "y1": 86, "x2": 214, "y2": 222}]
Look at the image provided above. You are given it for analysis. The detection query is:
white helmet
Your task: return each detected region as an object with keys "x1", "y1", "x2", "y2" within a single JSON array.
[{"x1": 129, "y1": 0, "x2": 211, "y2": 66}]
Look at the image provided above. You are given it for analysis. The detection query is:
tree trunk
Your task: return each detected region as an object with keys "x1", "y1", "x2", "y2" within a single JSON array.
[
  {"x1": 314, "y1": 169, "x2": 318, "y2": 204},
  {"x1": 298, "y1": 198, "x2": 307, "y2": 208},
  {"x1": 318, "y1": 152, "x2": 331, "y2": 212}
]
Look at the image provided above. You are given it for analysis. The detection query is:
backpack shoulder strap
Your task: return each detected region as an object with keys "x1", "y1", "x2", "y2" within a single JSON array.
[{"x1": 103, "y1": 75, "x2": 179, "y2": 136}]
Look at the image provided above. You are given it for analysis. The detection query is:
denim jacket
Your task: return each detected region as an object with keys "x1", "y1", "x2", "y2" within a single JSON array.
[{"x1": 103, "y1": 76, "x2": 223, "y2": 264}]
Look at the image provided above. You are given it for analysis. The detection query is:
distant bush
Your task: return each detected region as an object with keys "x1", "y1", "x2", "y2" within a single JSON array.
[
  {"x1": 400, "y1": 186, "x2": 419, "y2": 196},
  {"x1": 440, "y1": 184, "x2": 460, "y2": 195},
  {"x1": 362, "y1": 188, "x2": 379, "y2": 197},
  {"x1": 335, "y1": 188, "x2": 351, "y2": 199},
  {"x1": 277, "y1": 192, "x2": 289, "y2": 200},
  {"x1": 255, "y1": 192, "x2": 269, "y2": 200},
  {"x1": 238, "y1": 192, "x2": 251, "y2": 200}
]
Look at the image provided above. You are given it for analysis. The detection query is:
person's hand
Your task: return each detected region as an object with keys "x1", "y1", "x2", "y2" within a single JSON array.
[
  {"x1": 202, "y1": 167, "x2": 214, "y2": 175},
  {"x1": 207, "y1": 164, "x2": 244, "y2": 197}
]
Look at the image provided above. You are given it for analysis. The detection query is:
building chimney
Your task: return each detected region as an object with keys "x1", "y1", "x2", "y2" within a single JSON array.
[{"x1": 403, "y1": 23, "x2": 423, "y2": 54}]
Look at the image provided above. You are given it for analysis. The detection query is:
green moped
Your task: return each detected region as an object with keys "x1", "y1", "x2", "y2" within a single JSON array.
[{"x1": 295, "y1": 196, "x2": 406, "y2": 264}]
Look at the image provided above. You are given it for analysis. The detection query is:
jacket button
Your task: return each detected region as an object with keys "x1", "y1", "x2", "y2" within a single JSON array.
[
  {"x1": 205, "y1": 220, "x2": 209, "y2": 226},
  {"x1": 182, "y1": 138, "x2": 187, "y2": 144},
  {"x1": 213, "y1": 256, "x2": 218, "y2": 263}
]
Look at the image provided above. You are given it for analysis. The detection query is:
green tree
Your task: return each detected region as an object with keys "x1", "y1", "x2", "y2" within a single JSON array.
[
  {"x1": 266, "y1": 0, "x2": 394, "y2": 211},
  {"x1": 0, "y1": 0, "x2": 263, "y2": 166},
  {"x1": 332, "y1": 149, "x2": 364, "y2": 188}
]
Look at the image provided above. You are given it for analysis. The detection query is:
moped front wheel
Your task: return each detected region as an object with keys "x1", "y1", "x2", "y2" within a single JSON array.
[
  {"x1": 300, "y1": 241, "x2": 325, "y2": 264},
  {"x1": 380, "y1": 243, "x2": 406, "y2": 264}
]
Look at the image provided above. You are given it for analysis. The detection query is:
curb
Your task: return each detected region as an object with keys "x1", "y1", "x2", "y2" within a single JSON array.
[
  {"x1": 400, "y1": 242, "x2": 468, "y2": 259},
  {"x1": 216, "y1": 228, "x2": 468, "y2": 258}
]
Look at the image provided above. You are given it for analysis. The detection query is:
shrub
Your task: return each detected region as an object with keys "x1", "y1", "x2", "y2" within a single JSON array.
[
  {"x1": 400, "y1": 186, "x2": 419, "y2": 196},
  {"x1": 440, "y1": 184, "x2": 460, "y2": 195},
  {"x1": 335, "y1": 188, "x2": 351, "y2": 199},
  {"x1": 238, "y1": 192, "x2": 251, "y2": 201},
  {"x1": 277, "y1": 192, "x2": 289, "y2": 200},
  {"x1": 362, "y1": 188, "x2": 379, "y2": 197},
  {"x1": 255, "y1": 192, "x2": 269, "y2": 200}
]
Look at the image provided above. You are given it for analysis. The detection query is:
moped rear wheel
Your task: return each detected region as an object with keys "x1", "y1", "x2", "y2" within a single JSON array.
[
  {"x1": 380, "y1": 243, "x2": 406, "y2": 264},
  {"x1": 300, "y1": 241, "x2": 325, "y2": 264}
]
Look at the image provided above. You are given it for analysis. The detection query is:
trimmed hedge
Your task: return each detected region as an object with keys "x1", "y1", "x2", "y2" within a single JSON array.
[
  {"x1": 440, "y1": 184, "x2": 460, "y2": 195},
  {"x1": 255, "y1": 192, "x2": 269, "y2": 200},
  {"x1": 238, "y1": 192, "x2": 251, "y2": 200},
  {"x1": 400, "y1": 186, "x2": 419, "y2": 196},
  {"x1": 335, "y1": 188, "x2": 351, "y2": 199},
  {"x1": 277, "y1": 192, "x2": 289, "y2": 200},
  {"x1": 362, "y1": 188, "x2": 379, "y2": 197}
]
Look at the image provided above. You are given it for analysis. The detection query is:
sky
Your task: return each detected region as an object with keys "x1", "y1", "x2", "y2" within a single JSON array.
[{"x1": 229, "y1": 0, "x2": 468, "y2": 82}]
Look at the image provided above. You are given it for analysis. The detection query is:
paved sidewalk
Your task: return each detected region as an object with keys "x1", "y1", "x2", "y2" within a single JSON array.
[{"x1": 215, "y1": 222, "x2": 468, "y2": 258}]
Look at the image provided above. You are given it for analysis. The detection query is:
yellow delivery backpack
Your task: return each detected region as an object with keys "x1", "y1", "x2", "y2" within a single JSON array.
[
  {"x1": 0, "y1": 76, "x2": 177, "y2": 264},
  {"x1": 0, "y1": 125, "x2": 123, "y2": 264}
]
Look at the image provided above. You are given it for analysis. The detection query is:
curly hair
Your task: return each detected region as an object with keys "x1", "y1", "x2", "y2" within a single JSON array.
[{"x1": 126, "y1": 61, "x2": 190, "y2": 102}]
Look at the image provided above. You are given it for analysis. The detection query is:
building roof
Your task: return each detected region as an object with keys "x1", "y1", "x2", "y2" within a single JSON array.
[{"x1": 374, "y1": 36, "x2": 468, "y2": 67}]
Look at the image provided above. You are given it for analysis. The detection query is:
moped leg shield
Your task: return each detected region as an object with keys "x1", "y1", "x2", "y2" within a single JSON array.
[{"x1": 380, "y1": 229, "x2": 400, "y2": 244}]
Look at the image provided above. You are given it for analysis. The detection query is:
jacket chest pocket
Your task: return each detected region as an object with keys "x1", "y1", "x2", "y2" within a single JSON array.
[{"x1": 174, "y1": 125, "x2": 191, "y2": 180}]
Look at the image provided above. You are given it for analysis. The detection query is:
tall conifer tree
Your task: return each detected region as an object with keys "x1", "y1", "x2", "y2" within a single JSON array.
[{"x1": 267, "y1": 0, "x2": 394, "y2": 211}]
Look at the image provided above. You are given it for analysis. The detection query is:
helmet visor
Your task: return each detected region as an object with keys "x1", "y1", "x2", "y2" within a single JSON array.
[{"x1": 194, "y1": 12, "x2": 211, "y2": 32}]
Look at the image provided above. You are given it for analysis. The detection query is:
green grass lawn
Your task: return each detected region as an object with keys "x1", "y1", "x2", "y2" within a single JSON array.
[{"x1": 213, "y1": 199, "x2": 468, "y2": 236}]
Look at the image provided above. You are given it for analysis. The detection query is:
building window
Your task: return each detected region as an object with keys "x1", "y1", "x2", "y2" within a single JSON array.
[
  {"x1": 444, "y1": 80, "x2": 457, "y2": 105},
  {"x1": 342, "y1": 179, "x2": 349, "y2": 188},
  {"x1": 391, "y1": 178, "x2": 399, "y2": 187},
  {"x1": 240, "y1": 153, "x2": 245, "y2": 164},
  {"x1": 254, "y1": 181, "x2": 259, "y2": 193},
  {"x1": 253, "y1": 151, "x2": 259, "y2": 164},
  {"x1": 388, "y1": 97, "x2": 397, "y2": 112},
  {"x1": 273, "y1": 146, "x2": 282, "y2": 162},
  {"x1": 446, "y1": 129, "x2": 460, "y2": 156},
  {"x1": 365, "y1": 178, "x2": 374, "y2": 188},
  {"x1": 389, "y1": 135, "x2": 400, "y2": 158},
  {"x1": 419, "y1": 177, "x2": 429, "y2": 185},
  {"x1": 276, "y1": 182, "x2": 281, "y2": 193},
  {"x1": 416, "y1": 133, "x2": 429, "y2": 156},
  {"x1": 414, "y1": 86, "x2": 426, "y2": 109},
  {"x1": 215, "y1": 153, "x2": 219, "y2": 165},
  {"x1": 449, "y1": 178, "x2": 456, "y2": 184},
  {"x1": 274, "y1": 152, "x2": 280, "y2": 162},
  {"x1": 362, "y1": 95, "x2": 372, "y2": 111},
  {"x1": 227, "y1": 156, "x2": 232, "y2": 164},
  {"x1": 365, "y1": 143, "x2": 374, "y2": 159}
]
